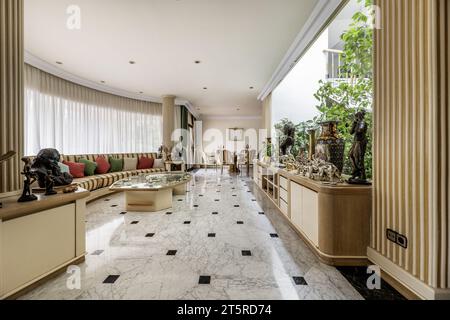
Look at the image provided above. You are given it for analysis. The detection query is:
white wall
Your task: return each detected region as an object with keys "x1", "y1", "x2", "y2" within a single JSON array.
[
  {"x1": 271, "y1": 30, "x2": 328, "y2": 129},
  {"x1": 201, "y1": 117, "x2": 263, "y2": 154}
]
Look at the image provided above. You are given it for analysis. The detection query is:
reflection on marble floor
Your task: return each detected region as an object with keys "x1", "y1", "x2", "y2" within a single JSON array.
[{"x1": 21, "y1": 169, "x2": 363, "y2": 300}]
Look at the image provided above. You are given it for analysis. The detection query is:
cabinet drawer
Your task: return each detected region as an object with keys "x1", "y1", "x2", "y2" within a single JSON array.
[
  {"x1": 280, "y1": 199, "x2": 289, "y2": 216},
  {"x1": 280, "y1": 187, "x2": 288, "y2": 202},
  {"x1": 280, "y1": 176, "x2": 288, "y2": 190}
]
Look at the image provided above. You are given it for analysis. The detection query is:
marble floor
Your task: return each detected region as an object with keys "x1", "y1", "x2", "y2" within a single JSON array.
[{"x1": 21, "y1": 169, "x2": 363, "y2": 300}]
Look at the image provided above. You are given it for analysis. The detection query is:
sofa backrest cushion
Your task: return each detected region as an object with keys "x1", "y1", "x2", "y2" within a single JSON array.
[
  {"x1": 137, "y1": 156, "x2": 154, "y2": 169},
  {"x1": 78, "y1": 158, "x2": 98, "y2": 176},
  {"x1": 123, "y1": 157, "x2": 138, "y2": 171},
  {"x1": 63, "y1": 160, "x2": 85, "y2": 178},
  {"x1": 95, "y1": 156, "x2": 111, "y2": 174},
  {"x1": 109, "y1": 157, "x2": 124, "y2": 172}
]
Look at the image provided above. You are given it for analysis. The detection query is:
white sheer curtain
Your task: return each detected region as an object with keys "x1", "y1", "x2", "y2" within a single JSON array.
[{"x1": 24, "y1": 65, "x2": 163, "y2": 155}]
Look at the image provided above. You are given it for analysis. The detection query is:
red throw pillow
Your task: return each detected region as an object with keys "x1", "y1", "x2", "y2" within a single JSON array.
[
  {"x1": 63, "y1": 160, "x2": 85, "y2": 178},
  {"x1": 137, "y1": 156, "x2": 154, "y2": 169},
  {"x1": 95, "y1": 156, "x2": 111, "y2": 174}
]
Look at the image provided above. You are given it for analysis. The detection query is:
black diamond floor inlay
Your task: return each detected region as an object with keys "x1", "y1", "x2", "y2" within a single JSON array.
[
  {"x1": 293, "y1": 277, "x2": 308, "y2": 286},
  {"x1": 131, "y1": 221, "x2": 139, "y2": 225},
  {"x1": 178, "y1": 199, "x2": 183, "y2": 202},
  {"x1": 103, "y1": 275, "x2": 120, "y2": 284},
  {"x1": 242, "y1": 250, "x2": 252, "y2": 256},
  {"x1": 208, "y1": 233, "x2": 216, "y2": 238},
  {"x1": 120, "y1": 211, "x2": 127, "y2": 215},
  {"x1": 212, "y1": 212, "x2": 218, "y2": 215},
  {"x1": 91, "y1": 250, "x2": 104, "y2": 256},
  {"x1": 337, "y1": 266, "x2": 406, "y2": 300},
  {"x1": 184, "y1": 221, "x2": 191, "y2": 224},
  {"x1": 215, "y1": 199, "x2": 220, "y2": 202},
  {"x1": 259, "y1": 212, "x2": 265, "y2": 215},
  {"x1": 194, "y1": 205, "x2": 199, "y2": 208},
  {"x1": 234, "y1": 205, "x2": 240, "y2": 207},
  {"x1": 146, "y1": 233, "x2": 155, "y2": 238},
  {"x1": 199, "y1": 276, "x2": 211, "y2": 284},
  {"x1": 237, "y1": 221, "x2": 244, "y2": 225},
  {"x1": 167, "y1": 250, "x2": 177, "y2": 256},
  {"x1": 111, "y1": 205, "x2": 118, "y2": 207},
  {"x1": 166, "y1": 212, "x2": 173, "y2": 215},
  {"x1": 270, "y1": 234, "x2": 279, "y2": 238}
]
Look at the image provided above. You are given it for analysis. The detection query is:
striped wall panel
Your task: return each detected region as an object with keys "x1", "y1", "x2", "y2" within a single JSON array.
[
  {"x1": 0, "y1": 0, "x2": 24, "y2": 194},
  {"x1": 372, "y1": 0, "x2": 449, "y2": 290}
]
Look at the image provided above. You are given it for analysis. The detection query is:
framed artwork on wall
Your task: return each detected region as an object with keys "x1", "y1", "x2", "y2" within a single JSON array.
[{"x1": 229, "y1": 128, "x2": 244, "y2": 141}]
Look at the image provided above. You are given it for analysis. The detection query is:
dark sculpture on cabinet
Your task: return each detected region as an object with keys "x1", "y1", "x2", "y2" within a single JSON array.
[
  {"x1": 31, "y1": 148, "x2": 73, "y2": 188},
  {"x1": 348, "y1": 111, "x2": 371, "y2": 185}
]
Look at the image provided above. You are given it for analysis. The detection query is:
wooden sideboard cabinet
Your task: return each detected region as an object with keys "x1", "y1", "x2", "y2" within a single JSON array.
[
  {"x1": 0, "y1": 189, "x2": 89, "y2": 299},
  {"x1": 254, "y1": 161, "x2": 371, "y2": 266}
]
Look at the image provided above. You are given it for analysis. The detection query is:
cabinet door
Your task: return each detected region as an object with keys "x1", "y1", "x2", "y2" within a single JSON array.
[
  {"x1": 290, "y1": 182, "x2": 303, "y2": 228},
  {"x1": 302, "y1": 187, "x2": 319, "y2": 247}
]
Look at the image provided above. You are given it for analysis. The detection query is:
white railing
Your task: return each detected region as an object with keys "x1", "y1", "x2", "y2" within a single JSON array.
[{"x1": 324, "y1": 49, "x2": 345, "y2": 83}]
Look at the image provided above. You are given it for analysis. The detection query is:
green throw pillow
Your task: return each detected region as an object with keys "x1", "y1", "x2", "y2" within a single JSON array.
[
  {"x1": 109, "y1": 157, "x2": 123, "y2": 172},
  {"x1": 77, "y1": 158, "x2": 97, "y2": 176}
]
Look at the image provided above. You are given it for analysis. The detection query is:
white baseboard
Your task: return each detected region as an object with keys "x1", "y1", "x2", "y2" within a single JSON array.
[{"x1": 367, "y1": 247, "x2": 450, "y2": 300}]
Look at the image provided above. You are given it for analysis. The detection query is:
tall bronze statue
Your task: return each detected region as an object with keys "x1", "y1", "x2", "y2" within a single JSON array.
[
  {"x1": 18, "y1": 157, "x2": 38, "y2": 202},
  {"x1": 279, "y1": 122, "x2": 296, "y2": 156},
  {"x1": 348, "y1": 110, "x2": 371, "y2": 185}
]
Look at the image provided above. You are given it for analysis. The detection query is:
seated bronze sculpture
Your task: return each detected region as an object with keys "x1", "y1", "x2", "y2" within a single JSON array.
[{"x1": 31, "y1": 149, "x2": 73, "y2": 188}]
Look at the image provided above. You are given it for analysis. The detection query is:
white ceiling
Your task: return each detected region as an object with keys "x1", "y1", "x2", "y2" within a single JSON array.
[{"x1": 24, "y1": 0, "x2": 319, "y2": 116}]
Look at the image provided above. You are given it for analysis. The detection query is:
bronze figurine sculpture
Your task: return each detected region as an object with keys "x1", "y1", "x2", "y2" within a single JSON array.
[
  {"x1": 18, "y1": 157, "x2": 38, "y2": 203},
  {"x1": 44, "y1": 170, "x2": 57, "y2": 196},
  {"x1": 279, "y1": 122, "x2": 296, "y2": 156},
  {"x1": 31, "y1": 148, "x2": 73, "y2": 188},
  {"x1": 348, "y1": 111, "x2": 371, "y2": 185}
]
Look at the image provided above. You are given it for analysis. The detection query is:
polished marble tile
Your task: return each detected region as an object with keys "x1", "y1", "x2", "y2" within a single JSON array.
[{"x1": 20, "y1": 169, "x2": 364, "y2": 300}]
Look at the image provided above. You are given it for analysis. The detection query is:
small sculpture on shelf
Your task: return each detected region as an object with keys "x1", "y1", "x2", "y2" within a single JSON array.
[
  {"x1": 296, "y1": 157, "x2": 343, "y2": 183},
  {"x1": 348, "y1": 110, "x2": 371, "y2": 185},
  {"x1": 279, "y1": 122, "x2": 296, "y2": 156},
  {"x1": 44, "y1": 170, "x2": 57, "y2": 196},
  {"x1": 31, "y1": 149, "x2": 73, "y2": 188},
  {"x1": 18, "y1": 157, "x2": 38, "y2": 203}
]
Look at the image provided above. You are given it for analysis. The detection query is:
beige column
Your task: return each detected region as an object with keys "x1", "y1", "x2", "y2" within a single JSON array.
[
  {"x1": 162, "y1": 95, "x2": 176, "y2": 148},
  {"x1": 0, "y1": 0, "x2": 24, "y2": 195}
]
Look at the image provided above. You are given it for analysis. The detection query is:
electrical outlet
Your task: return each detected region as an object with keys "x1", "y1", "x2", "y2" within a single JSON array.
[
  {"x1": 396, "y1": 234, "x2": 408, "y2": 249},
  {"x1": 386, "y1": 229, "x2": 397, "y2": 243},
  {"x1": 386, "y1": 229, "x2": 408, "y2": 249}
]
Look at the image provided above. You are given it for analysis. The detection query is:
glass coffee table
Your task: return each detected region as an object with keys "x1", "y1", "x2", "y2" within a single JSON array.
[{"x1": 110, "y1": 172, "x2": 192, "y2": 212}]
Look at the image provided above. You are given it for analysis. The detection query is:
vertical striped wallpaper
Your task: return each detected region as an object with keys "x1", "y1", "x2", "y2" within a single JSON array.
[
  {"x1": 372, "y1": 0, "x2": 449, "y2": 289},
  {"x1": 0, "y1": 0, "x2": 24, "y2": 194}
]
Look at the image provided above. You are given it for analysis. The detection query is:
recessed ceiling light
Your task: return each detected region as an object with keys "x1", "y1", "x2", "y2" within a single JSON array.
[
  {"x1": 56, "y1": 61, "x2": 63, "y2": 65},
  {"x1": 129, "y1": 60, "x2": 136, "y2": 65}
]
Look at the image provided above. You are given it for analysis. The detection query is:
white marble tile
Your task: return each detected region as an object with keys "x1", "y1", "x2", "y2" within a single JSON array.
[{"x1": 20, "y1": 169, "x2": 363, "y2": 300}]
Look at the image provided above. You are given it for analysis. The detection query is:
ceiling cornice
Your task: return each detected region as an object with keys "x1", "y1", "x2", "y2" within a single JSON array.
[
  {"x1": 258, "y1": 0, "x2": 346, "y2": 101},
  {"x1": 200, "y1": 115, "x2": 262, "y2": 121},
  {"x1": 24, "y1": 50, "x2": 199, "y2": 118}
]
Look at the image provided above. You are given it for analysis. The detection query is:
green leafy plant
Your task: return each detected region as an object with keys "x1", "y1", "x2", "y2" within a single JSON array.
[{"x1": 313, "y1": 0, "x2": 374, "y2": 178}]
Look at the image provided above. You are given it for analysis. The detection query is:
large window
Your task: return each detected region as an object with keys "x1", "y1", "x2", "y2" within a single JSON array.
[{"x1": 24, "y1": 65, "x2": 163, "y2": 155}]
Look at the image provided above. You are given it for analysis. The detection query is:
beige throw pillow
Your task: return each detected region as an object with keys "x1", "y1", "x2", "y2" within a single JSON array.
[{"x1": 123, "y1": 157, "x2": 138, "y2": 171}]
